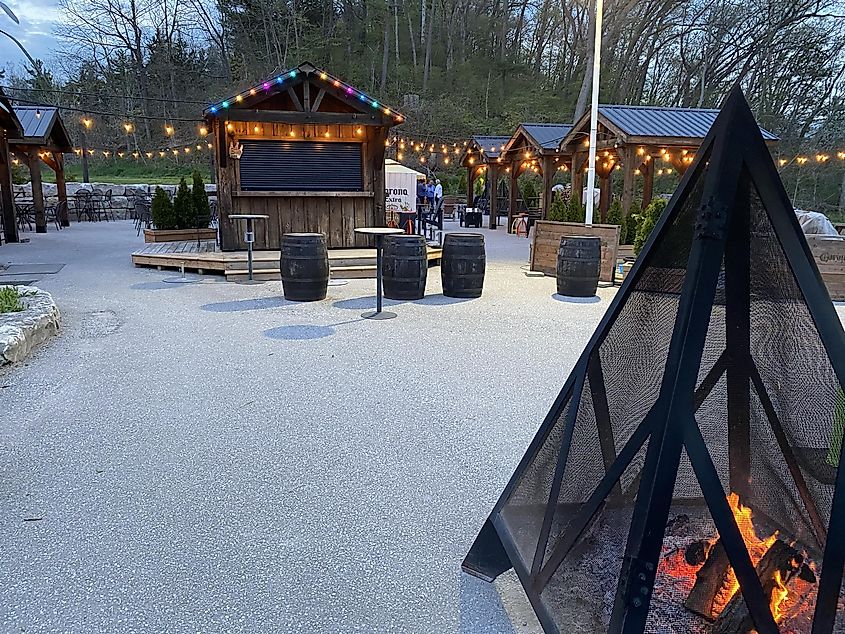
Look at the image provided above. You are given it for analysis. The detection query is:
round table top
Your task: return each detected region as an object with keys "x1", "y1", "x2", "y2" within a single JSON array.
[
  {"x1": 229, "y1": 214, "x2": 270, "y2": 219},
  {"x1": 355, "y1": 227, "x2": 405, "y2": 235}
]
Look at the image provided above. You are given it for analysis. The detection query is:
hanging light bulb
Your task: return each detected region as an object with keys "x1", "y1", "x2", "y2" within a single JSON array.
[
  {"x1": 123, "y1": 122, "x2": 134, "y2": 133},
  {"x1": 82, "y1": 117, "x2": 93, "y2": 129},
  {"x1": 35, "y1": 108, "x2": 41, "y2": 118},
  {"x1": 199, "y1": 126, "x2": 208, "y2": 136},
  {"x1": 165, "y1": 124, "x2": 174, "y2": 136}
]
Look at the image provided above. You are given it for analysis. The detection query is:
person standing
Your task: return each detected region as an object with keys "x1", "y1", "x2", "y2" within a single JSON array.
[
  {"x1": 425, "y1": 179, "x2": 435, "y2": 207},
  {"x1": 434, "y1": 179, "x2": 443, "y2": 210}
]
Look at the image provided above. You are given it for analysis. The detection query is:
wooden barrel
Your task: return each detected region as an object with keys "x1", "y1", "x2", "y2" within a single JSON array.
[
  {"x1": 441, "y1": 233, "x2": 485, "y2": 298},
  {"x1": 556, "y1": 236, "x2": 601, "y2": 297},
  {"x1": 280, "y1": 233, "x2": 329, "y2": 301},
  {"x1": 383, "y1": 234, "x2": 428, "y2": 300}
]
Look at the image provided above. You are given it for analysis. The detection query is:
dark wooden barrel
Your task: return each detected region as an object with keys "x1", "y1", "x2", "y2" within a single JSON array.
[
  {"x1": 280, "y1": 233, "x2": 329, "y2": 301},
  {"x1": 556, "y1": 236, "x2": 601, "y2": 297},
  {"x1": 441, "y1": 233, "x2": 485, "y2": 298},
  {"x1": 383, "y1": 234, "x2": 428, "y2": 300}
]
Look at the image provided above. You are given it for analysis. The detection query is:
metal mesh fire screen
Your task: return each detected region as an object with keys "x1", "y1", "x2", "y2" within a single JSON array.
[{"x1": 463, "y1": 87, "x2": 845, "y2": 634}]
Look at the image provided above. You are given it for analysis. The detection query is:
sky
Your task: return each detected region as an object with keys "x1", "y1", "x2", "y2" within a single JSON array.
[{"x1": 0, "y1": 0, "x2": 62, "y2": 77}]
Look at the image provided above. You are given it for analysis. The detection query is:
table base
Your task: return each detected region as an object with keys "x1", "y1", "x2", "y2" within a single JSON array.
[{"x1": 361, "y1": 310, "x2": 397, "y2": 320}]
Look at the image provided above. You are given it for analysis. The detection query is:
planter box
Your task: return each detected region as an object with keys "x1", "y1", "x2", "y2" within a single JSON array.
[
  {"x1": 807, "y1": 235, "x2": 845, "y2": 301},
  {"x1": 144, "y1": 228, "x2": 217, "y2": 243},
  {"x1": 531, "y1": 221, "x2": 620, "y2": 283}
]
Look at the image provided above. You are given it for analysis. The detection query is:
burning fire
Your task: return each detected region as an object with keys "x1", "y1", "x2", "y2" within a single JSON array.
[{"x1": 771, "y1": 570, "x2": 789, "y2": 622}]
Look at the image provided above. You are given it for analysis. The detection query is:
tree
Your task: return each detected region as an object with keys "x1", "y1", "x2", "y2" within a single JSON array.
[
  {"x1": 565, "y1": 195, "x2": 585, "y2": 223},
  {"x1": 625, "y1": 200, "x2": 642, "y2": 245},
  {"x1": 151, "y1": 186, "x2": 175, "y2": 229},
  {"x1": 173, "y1": 177, "x2": 194, "y2": 229},
  {"x1": 548, "y1": 192, "x2": 566, "y2": 221},
  {"x1": 634, "y1": 197, "x2": 668, "y2": 254},
  {"x1": 192, "y1": 171, "x2": 211, "y2": 228}
]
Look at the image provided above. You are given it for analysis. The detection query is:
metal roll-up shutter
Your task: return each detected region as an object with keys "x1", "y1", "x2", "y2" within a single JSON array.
[{"x1": 239, "y1": 140, "x2": 363, "y2": 191}]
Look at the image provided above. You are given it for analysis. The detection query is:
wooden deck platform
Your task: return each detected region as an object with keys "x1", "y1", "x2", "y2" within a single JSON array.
[{"x1": 131, "y1": 240, "x2": 443, "y2": 281}]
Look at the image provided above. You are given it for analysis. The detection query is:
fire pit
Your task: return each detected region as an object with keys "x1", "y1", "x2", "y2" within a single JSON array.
[{"x1": 463, "y1": 88, "x2": 845, "y2": 634}]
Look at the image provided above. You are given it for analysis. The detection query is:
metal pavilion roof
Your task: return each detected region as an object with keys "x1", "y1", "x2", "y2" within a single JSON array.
[
  {"x1": 0, "y1": 92, "x2": 22, "y2": 135},
  {"x1": 566, "y1": 105, "x2": 778, "y2": 144},
  {"x1": 10, "y1": 105, "x2": 73, "y2": 149},
  {"x1": 519, "y1": 123, "x2": 573, "y2": 149},
  {"x1": 471, "y1": 135, "x2": 511, "y2": 159}
]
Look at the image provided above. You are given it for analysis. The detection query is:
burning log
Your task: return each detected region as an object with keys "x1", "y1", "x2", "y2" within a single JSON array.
[
  {"x1": 684, "y1": 539, "x2": 731, "y2": 620},
  {"x1": 711, "y1": 539, "x2": 803, "y2": 634}
]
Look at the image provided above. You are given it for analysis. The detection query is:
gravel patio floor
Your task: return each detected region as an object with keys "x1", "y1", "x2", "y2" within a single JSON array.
[{"x1": 2, "y1": 220, "x2": 841, "y2": 633}]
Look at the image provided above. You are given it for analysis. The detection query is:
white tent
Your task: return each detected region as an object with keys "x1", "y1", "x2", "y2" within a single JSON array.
[{"x1": 385, "y1": 159, "x2": 425, "y2": 215}]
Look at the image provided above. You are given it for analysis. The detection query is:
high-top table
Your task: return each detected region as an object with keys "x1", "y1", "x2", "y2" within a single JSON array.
[
  {"x1": 229, "y1": 214, "x2": 269, "y2": 281},
  {"x1": 355, "y1": 227, "x2": 404, "y2": 320}
]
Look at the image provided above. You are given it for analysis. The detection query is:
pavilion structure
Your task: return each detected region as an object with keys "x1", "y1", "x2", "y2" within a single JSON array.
[
  {"x1": 499, "y1": 123, "x2": 572, "y2": 232},
  {"x1": 9, "y1": 106, "x2": 73, "y2": 230},
  {"x1": 0, "y1": 92, "x2": 22, "y2": 243},
  {"x1": 558, "y1": 105, "x2": 778, "y2": 222},
  {"x1": 461, "y1": 135, "x2": 510, "y2": 229}
]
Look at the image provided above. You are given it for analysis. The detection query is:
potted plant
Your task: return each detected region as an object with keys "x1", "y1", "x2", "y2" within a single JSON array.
[{"x1": 143, "y1": 179, "x2": 217, "y2": 243}]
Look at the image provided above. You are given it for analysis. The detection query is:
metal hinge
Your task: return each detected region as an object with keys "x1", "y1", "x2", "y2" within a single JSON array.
[{"x1": 694, "y1": 197, "x2": 727, "y2": 240}]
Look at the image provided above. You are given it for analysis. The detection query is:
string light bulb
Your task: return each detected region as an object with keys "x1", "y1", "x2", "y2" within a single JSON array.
[
  {"x1": 199, "y1": 126, "x2": 208, "y2": 136},
  {"x1": 165, "y1": 124, "x2": 174, "y2": 136},
  {"x1": 82, "y1": 117, "x2": 93, "y2": 129},
  {"x1": 123, "y1": 123, "x2": 134, "y2": 133}
]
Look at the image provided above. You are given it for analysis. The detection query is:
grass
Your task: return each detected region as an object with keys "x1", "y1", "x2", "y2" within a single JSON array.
[
  {"x1": 0, "y1": 286, "x2": 31, "y2": 314},
  {"x1": 37, "y1": 161, "x2": 213, "y2": 186}
]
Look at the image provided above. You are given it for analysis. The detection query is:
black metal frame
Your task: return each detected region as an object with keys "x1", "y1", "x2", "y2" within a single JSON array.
[{"x1": 462, "y1": 87, "x2": 845, "y2": 634}]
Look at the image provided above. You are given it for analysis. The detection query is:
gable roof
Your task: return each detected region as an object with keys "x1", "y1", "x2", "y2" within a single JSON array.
[
  {"x1": 9, "y1": 105, "x2": 73, "y2": 150},
  {"x1": 204, "y1": 61, "x2": 404, "y2": 127},
  {"x1": 560, "y1": 104, "x2": 777, "y2": 148},
  {"x1": 503, "y1": 123, "x2": 572, "y2": 156},
  {"x1": 470, "y1": 135, "x2": 511, "y2": 159},
  {"x1": 0, "y1": 91, "x2": 22, "y2": 135}
]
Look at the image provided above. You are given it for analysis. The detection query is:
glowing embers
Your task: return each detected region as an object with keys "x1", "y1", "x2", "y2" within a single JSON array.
[{"x1": 655, "y1": 494, "x2": 819, "y2": 632}]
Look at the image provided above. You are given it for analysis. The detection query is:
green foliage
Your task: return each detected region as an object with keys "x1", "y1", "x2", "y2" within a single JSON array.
[
  {"x1": 151, "y1": 186, "x2": 176, "y2": 229},
  {"x1": 191, "y1": 171, "x2": 211, "y2": 228},
  {"x1": 473, "y1": 176, "x2": 485, "y2": 197},
  {"x1": 625, "y1": 200, "x2": 642, "y2": 245},
  {"x1": 0, "y1": 286, "x2": 32, "y2": 314},
  {"x1": 634, "y1": 198, "x2": 668, "y2": 255},
  {"x1": 521, "y1": 178, "x2": 538, "y2": 206},
  {"x1": 606, "y1": 197, "x2": 623, "y2": 225},
  {"x1": 564, "y1": 195, "x2": 585, "y2": 223},
  {"x1": 11, "y1": 163, "x2": 28, "y2": 185},
  {"x1": 548, "y1": 193, "x2": 566, "y2": 222},
  {"x1": 172, "y1": 177, "x2": 194, "y2": 229}
]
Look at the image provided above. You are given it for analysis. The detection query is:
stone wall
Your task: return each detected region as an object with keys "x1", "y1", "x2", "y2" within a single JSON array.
[
  {"x1": 13, "y1": 182, "x2": 217, "y2": 216},
  {"x1": 0, "y1": 286, "x2": 60, "y2": 365}
]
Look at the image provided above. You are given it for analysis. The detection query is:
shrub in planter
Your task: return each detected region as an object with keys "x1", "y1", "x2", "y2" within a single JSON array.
[
  {"x1": 173, "y1": 177, "x2": 194, "y2": 229},
  {"x1": 634, "y1": 198, "x2": 668, "y2": 255},
  {"x1": 625, "y1": 200, "x2": 642, "y2": 245},
  {"x1": 564, "y1": 195, "x2": 585, "y2": 223},
  {"x1": 192, "y1": 171, "x2": 211, "y2": 228},
  {"x1": 548, "y1": 193, "x2": 566, "y2": 221},
  {"x1": 606, "y1": 197, "x2": 625, "y2": 239},
  {"x1": 151, "y1": 186, "x2": 176, "y2": 229}
]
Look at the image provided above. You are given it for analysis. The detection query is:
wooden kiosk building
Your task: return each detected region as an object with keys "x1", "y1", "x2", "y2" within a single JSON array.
[
  {"x1": 205, "y1": 62, "x2": 404, "y2": 251},
  {"x1": 558, "y1": 105, "x2": 778, "y2": 221},
  {"x1": 10, "y1": 106, "x2": 74, "y2": 231},
  {"x1": 0, "y1": 92, "x2": 22, "y2": 244}
]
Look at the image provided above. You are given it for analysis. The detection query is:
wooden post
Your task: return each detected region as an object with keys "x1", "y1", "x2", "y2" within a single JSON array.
[
  {"x1": 372, "y1": 127, "x2": 387, "y2": 226},
  {"x1": 541, "y1": 155, "x2": 553, "y2": 220},
  {"x1": 0, "y1": 130, "x2": 17, "y2": 243},
  {"x1": 28, "y1": 150, "x2": 46, "y2": 233},
  {"x1": 642, "y1": 158, "x2": 654, "y2": 207},
  {"x1": 488, "y1": 162, "x2": 498, "y2": 229},
  {"x1": 54, "y1": 151, "x2": 69, "y2": 226},
  {"x1": 466, "y1": 166, "x2": 474, "y2": 207},
  {"x1": 508, "y1": 162, "x2": 518, "y2": 233},
  {"x1": 621, "y1": 147, "x2": 636, "y2": 219},
  {"x1": 598, "y1": 173, "x2": 611, "y2": 223},
  {"x1": 572, "y1": 151, "x2": 584, "y2": 203}
]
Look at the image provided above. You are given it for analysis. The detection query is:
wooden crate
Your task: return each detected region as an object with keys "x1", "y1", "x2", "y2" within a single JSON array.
[
  {"x1": 531, "y1": 221, "x2": 620, "y2": 283},
  {"x1": 144, "y1": 228, "x2": 217, "y2": 243},
  {"x1": 807, "y1": 236, "x2": 845, "y2": 301}
]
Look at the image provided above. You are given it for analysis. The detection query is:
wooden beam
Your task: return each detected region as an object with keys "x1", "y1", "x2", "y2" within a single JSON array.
[
  {"x1": 54, "y1": 151, "x2": 69, "y2": 226},
  {"x1": 488, "y1": 162, "x2": 498, "y2": 229},
  {"x1": 541, "y1": 156, "x2": 553, "y2": 220},
  {"x1": 287, "y1": 86, "x2": 304, "y2": 112},
  {"x1": 312, "y1": 88, "x2": 326, "y2": 112},
  {"x1": 0, "y1": 130, "x2": 18, "y2": 243},
  {"x1": 642, "y1": 158, "x2": 654, "y2": 207},
  {"x1": 571, "y1": 151, "x2": 584, "y2": 204},
  {"x1": 303, "y1": 80, "x2": 311, "y2": 112},
  {"x1": 621, "y1": 146, "x2": 636, "y2": 218},
  {"x1": 221, "y1": 110, "x2": 389, "y2": 125},
  {"x1": 466, "y1": 166, "x2": 474, "y2": 207},
  {"x1": 27, "y1": 150, "x2": 47, "y2": 233},
  {"x1": 598, "y1": 173, "x2": 611, "y2": 223},
  {"x1": 508, "y1": 163, "x2": 518, "y2": 233}
]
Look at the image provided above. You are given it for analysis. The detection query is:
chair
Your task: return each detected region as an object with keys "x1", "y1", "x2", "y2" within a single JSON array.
[
  {"x1": 135, "y1": 199, "x2": 152, "y2": 236},
  {"x1": 102, "y1": 190, "x2": 116, "y2": 221},
  {"x1": 74, "y1": 190, "x2": 93, "y2": 221},
  {"x1": 47, "y1": 200, "x2": 67, "y2": 230}
]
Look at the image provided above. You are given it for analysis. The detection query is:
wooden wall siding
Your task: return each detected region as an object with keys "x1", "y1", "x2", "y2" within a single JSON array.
[
  {"x1": 808, "y1": 237, "x2": 845, "y2": 301},
  {"x1": 215, "y1": 119, "x2": 385, "y2": 250},
  {"x1": 531, "y1": 220, "x2": 620, "y2": 282}
]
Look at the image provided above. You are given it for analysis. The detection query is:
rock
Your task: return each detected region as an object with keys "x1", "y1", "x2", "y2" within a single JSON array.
[
  {"x1": 41, "y1": 183, "x2": 58, "y2": 197},
  {"x1": 0, "y1": 286, "x2": 60, "y2": 365}
]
